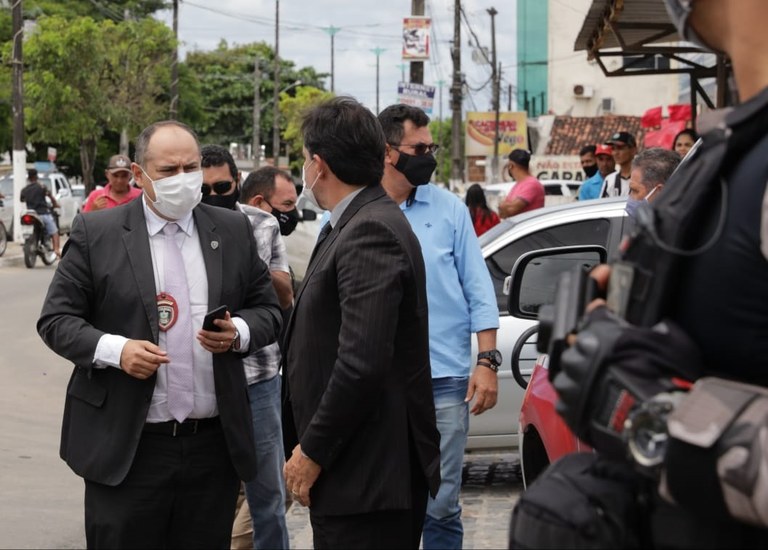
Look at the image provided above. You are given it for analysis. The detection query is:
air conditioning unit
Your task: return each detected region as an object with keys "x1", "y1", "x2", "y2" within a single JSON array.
[
  {"x1": 602, "y1": 97, "x2": 616, "y2": 113},
  {"x1": 572, "y1": 84, "x2": 594, "y2": 98}
]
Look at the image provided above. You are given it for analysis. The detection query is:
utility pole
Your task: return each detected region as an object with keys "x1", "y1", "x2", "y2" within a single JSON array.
[
  {"x1": 436, "y1": 79, "x2": 445, "y2": 181},
  {"x1": 488, "y1": 7, "x2": 500, "y2": 183},
  {"x1": 371, "y1": 47, "x2": 386, "y2": 114},
  {"x1": 272, "y1": 0, "x2": 281, "y2": 165},
  {"x1": 169, "y1": 0, "x2": 179, "y2": 119},
  {"x1": 410, "y1": 0, "x2": 424, "y2": 84},
  {"x1": 508, "y1": 83, "x2": 512, "y2": 111},
  {"x1": 253, "y1": 55, "x2": 261, "y2": 168},
  {"x1": 323, "y1": 26, "x2": 340, "y2": 92},
  {"x1": 450, "y1": 0, "x2": 463, "y2": 188},
  {"x1": 11, "y1": 0, "x2": 26, "y2": 243}
]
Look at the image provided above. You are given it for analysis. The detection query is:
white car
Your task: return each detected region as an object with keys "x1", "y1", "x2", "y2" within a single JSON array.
[
  {"x1": 0, "y1": 172, "x2": 79, "y2": 235},
  {"x1": 282, "y1": 193, "x2": 324, "y2": 284},
  {"x1": 466, "y1": 197, "x2": 629, "y2": 450}
]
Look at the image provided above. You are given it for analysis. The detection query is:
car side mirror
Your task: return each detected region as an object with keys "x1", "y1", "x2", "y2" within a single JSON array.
[
  {"x1": 507, "y1": 245, "x2": 606, "y2": 319},
  {"x1": 301, "y1": 208, "x2": 317, "y2": 222}
]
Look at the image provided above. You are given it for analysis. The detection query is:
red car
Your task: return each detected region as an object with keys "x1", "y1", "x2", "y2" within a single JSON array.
[{"x1": 517, "y1": 354, "x2": 592, "y2": 488}]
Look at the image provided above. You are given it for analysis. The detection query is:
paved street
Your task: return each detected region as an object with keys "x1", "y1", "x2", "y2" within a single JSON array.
[{"x1": 0, "y1": 247, "x2": 521, "y2": 549}]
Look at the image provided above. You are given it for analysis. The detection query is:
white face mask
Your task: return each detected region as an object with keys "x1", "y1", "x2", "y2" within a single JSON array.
[
  {"x1": 300, "y1": 159, "x2": 321, "y2": 210},
  {"x1": 140, "y1": 168, "x2": 203, "y2": 220}
]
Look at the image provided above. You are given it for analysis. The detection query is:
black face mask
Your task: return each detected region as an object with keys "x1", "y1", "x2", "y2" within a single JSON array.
[
  {"x1": 201, "y1": 188, "x2": 240, "y2": 210},
  {"x1": 394, "y1": 150, "x2": 437, "y2": 186},
  {"x1": 270, "y1": 206, "x2": 300, "y2": 236},
  {"x1": 583, "y1": 164, "x2": 599, "y2": 178}
]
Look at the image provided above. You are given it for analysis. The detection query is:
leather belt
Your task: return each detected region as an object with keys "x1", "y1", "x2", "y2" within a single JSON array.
[{"x1": 143, "y1": 417, "x2": 221, "y2": 437}]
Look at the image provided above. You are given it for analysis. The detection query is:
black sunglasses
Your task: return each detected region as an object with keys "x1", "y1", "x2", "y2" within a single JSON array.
[
  {"x1": 201, "y1": 181, "x2": 234, "y2": 196},
  {"x1": 390, "y1": 142, "x2": 439, "y2": 156}
]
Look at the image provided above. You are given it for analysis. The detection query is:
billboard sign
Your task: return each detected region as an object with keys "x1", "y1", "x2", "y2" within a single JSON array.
[
  {"x1": 402, "y1": 17, "x2": 430, "y2": 60},
  {"x1": 465, "y1": 112, "x2": 528, "y2": 156},
  {"x1": 397, "y1": 81, "x2": 436, "y2": 115}
]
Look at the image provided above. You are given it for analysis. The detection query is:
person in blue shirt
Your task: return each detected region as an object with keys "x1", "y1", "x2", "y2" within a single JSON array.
[
  {"x1": 578, "y1": 143, "x2": 615, "y2": 200},
  {"x1": 378, "y1": 104, "x2": 500, "y2": 550}
]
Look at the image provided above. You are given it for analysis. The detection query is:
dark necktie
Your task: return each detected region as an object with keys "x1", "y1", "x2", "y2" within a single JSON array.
[{"x1": 309, "y1": 222, "x2": 332, "y2": 263}]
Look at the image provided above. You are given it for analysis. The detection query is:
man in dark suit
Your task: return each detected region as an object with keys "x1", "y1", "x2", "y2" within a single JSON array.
[
  {"x1": 37, "y1": 120, "x2": 282, "y2": 549},
  {"x1": 282, "y1": 96, "x2": 441, "y2": 549}
]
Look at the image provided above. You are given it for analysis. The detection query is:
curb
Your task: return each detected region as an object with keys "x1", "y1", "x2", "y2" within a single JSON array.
[{"x1": 0, "y1": 241, "x2": 25, "y2": 268}]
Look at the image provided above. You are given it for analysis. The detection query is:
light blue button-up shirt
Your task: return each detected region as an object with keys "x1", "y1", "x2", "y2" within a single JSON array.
[{"x1": 400, "y1": 183, "x2": 499, "y2": 378}]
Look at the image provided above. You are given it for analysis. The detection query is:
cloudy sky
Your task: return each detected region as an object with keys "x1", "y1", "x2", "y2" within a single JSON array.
[{"x1": 157, "y1": 0, "x2": 517, "y2": 117}]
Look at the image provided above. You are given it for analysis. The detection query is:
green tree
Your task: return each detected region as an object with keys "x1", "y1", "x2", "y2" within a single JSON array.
[
  {"x1": 280, "y1": 86, "x2": 334, "y2": 173},
  {"x1": 24, "y1": 0, "x2": 168, "y2": 20},
  {"x1": 429, "y1": 118, "x2": 458, "y2": 184},
  {"x1": 23, "y1": 15, "x2": 175, "y2": 189},
  {"x1": 183, "y1": 40, "x2": 327, "y2": 155}
]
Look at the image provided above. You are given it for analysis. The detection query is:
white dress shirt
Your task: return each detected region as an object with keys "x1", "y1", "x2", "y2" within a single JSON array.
[{"x1": 92, "y1": 197, "x2": 250, "y2": 422}]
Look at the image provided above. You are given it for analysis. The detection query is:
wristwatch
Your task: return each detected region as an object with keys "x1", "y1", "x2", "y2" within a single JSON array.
[
  {"x1": 477, "y1": 349, "x2": 502, "y2": 373},
  {"x1": 229, "y1": 327, "x2": 241, "y2": 351}
]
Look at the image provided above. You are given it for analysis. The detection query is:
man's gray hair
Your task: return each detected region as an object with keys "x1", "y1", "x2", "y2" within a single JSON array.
[{"x1": 632, "y1": 147, "x2": 681, "y2": 190}]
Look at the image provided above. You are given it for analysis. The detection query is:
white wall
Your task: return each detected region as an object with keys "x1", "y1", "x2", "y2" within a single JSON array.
[{"x1": 547, "y1": 0, "x2": 680, "y2": 117}]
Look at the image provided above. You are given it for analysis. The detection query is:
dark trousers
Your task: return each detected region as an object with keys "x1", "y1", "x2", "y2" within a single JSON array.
[
  {"x1": 309, "y1": 465, "x2": 429, "y2": 549},
  {"x1": 84, "y1": 421, "x2": 240, "y2": 549}
]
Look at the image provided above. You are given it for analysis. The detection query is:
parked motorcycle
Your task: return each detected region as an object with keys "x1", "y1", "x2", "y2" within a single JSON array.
[{"x1": 20, "y1": 210, "x2": 57, "y2": 268}]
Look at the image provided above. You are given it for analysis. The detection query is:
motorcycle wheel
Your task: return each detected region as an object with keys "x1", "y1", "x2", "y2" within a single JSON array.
[
  {"x1": 42, "y1": 240, "x2": 57, "y2": 265},
  {"x1": 0, "y1": 222, "x2": 6, "y2": 257},
  {"x1": 23, "y1": 235, "x2": 37, "y2": 268}
]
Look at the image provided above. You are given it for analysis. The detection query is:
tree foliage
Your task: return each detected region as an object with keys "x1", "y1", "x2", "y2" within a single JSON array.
[
  {"x1": 183, "y1": 40, "x2": 328, "y2": 156},
  {"x1": 280, "y1": 86, "x2": 335, "y2": 172},
  {"x1": 22, "y1": 15, "x2": 175, "y2": 187},
  {"x1": 429, "y1": 118, "x2": 458, "y2": 183},
  {"x1": 24, "y1": 0, "x2": 168, "y2": 21}
]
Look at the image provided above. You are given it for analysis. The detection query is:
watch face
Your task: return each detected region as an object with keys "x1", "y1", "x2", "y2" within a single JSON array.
[{"x1": 480, "y1": 350, "x2": 502, "y2": 366}]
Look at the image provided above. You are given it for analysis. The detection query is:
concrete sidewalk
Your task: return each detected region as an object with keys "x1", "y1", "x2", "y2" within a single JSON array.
[{"x1": 0, "y1": 239, "x2": 26, "y2": 268}]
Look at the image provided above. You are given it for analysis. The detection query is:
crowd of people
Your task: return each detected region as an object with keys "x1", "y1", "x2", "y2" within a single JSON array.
[{"x1": 30, "y1": 2, "x2": 768, "y2": 545}]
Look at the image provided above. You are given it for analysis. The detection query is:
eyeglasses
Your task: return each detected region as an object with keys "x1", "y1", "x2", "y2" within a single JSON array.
[
  {"x1": 201, "y1": 181, "x2": 234, "y2": 196},
  {"x1": 611, "y1": 143, "x2": 629, "y2": 151},
  {"x1": 390, "y1": 142, "x2": 439, "y2": 156}
]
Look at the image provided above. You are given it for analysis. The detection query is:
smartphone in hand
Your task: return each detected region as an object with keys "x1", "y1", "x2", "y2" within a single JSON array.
[{"x1": 202, "y1": 305, "x2": 228, "y2": 332}]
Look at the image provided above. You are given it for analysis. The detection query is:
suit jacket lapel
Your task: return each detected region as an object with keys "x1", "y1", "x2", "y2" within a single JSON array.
[
  {"x1": 122, "y1": 199, "x2": 160, "y2": 343},
  {"x1": 291, "y1": 185, "x2": 387, "y2": 320},
  {"x1": 194, "y1": 206, "x2": 222, "y2": 308}
]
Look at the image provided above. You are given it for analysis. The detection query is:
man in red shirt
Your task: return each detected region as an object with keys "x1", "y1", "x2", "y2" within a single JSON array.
[
  {"x1": 499, "y1": 149, "x2": 545, "y2": 218},
  {"x1": 83, "y1": 154, "x2": 142, "y2": 212}
]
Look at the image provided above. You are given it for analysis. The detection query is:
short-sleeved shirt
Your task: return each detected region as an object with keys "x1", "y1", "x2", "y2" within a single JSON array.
[
  {"x1": 83, "y1": 183, "x2": 142, "y2": 212},
  {"x1": 505, "y1": 175, "x2": 545, "y2": 213},
  {"x1": 238, "y1": 202, "x2": 288, "y2": 384},
  {"x1": 578, "y1": 172, "x2": 605, "y2": 201},
  {"x1": 21, "y1": 182, "x2": 51, "y2": 214}
]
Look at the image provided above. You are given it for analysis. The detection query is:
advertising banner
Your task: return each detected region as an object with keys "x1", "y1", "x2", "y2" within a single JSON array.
[
  {"x1": 402, "y1": 17, "x2": 431, "y2": 60},
  {"x1": 397, "y1": 81, "x2": 436, "y2": 115},
  {"x1": 527, "y1": 156, "x2": 586, "y2": 181},
  {"x1": 465, "y1": 112, "x2": 528, "y2": 157}
]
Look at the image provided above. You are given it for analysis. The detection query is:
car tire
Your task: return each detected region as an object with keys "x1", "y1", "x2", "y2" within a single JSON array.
[{"x1": 521, "y1": 427, "x2": 550, "y2": 489}]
